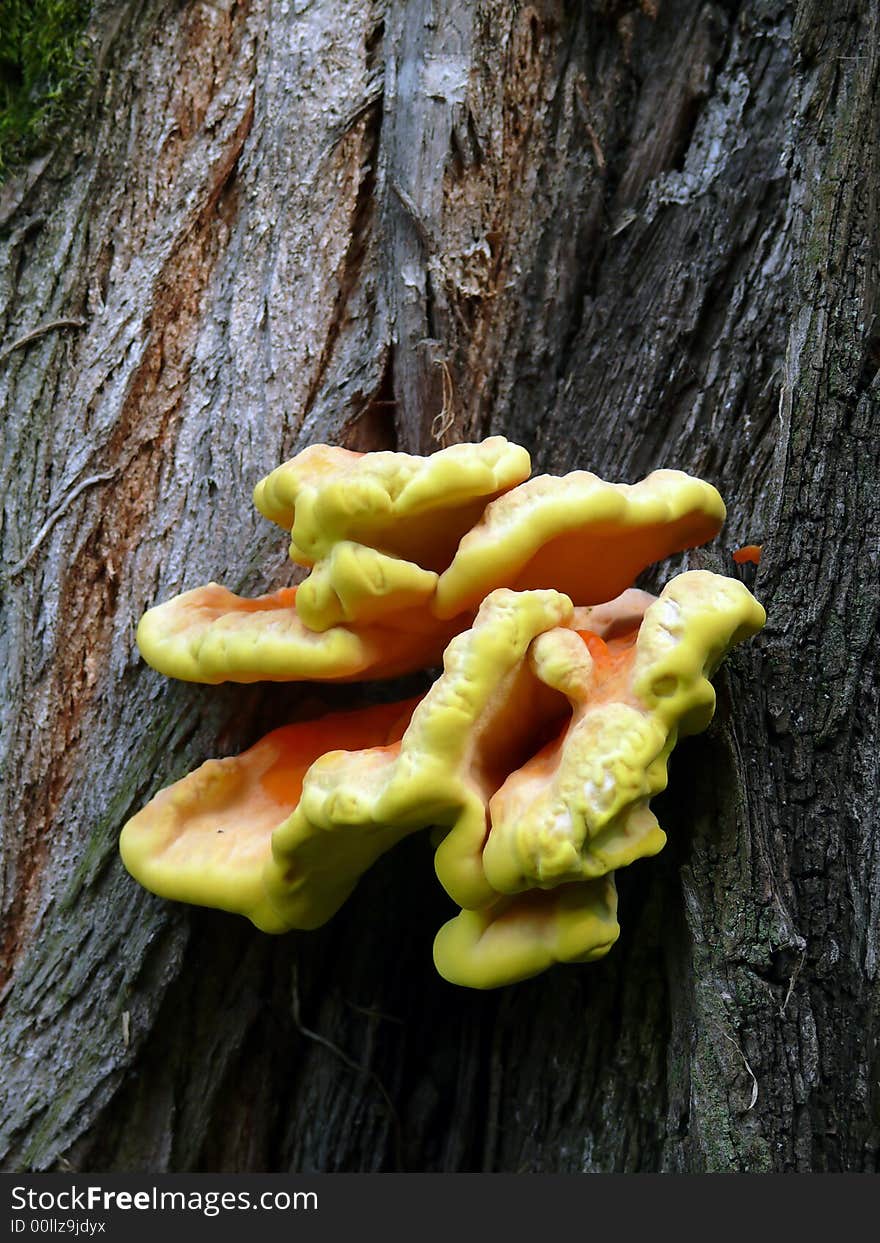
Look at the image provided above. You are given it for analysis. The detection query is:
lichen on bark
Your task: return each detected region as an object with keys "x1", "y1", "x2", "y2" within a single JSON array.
[{"x1": 0, "y1": 0, "x2": 94, "y2": 177}]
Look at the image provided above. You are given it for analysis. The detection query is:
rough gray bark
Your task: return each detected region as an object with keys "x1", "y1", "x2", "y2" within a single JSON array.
[{"x1": 1, "y1": 0, "x2": 878, "y2": 1173}]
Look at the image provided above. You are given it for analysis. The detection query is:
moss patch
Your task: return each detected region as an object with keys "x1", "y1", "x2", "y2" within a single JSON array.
[{"x1": 0, "y1": 0, "x2": 93, "y2": 178}]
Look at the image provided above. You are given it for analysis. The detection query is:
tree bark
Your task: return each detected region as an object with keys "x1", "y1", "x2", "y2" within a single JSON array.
[{"x1": 1, "y1": 0, "x2": 877, "y2": 1173}]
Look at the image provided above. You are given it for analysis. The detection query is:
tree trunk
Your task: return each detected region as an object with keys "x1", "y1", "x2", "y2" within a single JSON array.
[{"x1": 1, "y1": 0, "x2": 878, "y2": 1173}]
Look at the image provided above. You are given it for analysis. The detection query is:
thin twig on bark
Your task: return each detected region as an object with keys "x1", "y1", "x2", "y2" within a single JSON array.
[{"x1": 0, "y1": 317, "x2": 86, "y2": 366}]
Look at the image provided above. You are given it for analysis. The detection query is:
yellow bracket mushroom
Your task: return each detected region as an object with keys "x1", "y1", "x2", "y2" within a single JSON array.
[
  {"x1": 434, "y1": 571, "x2": 766, "y2": 988},
  {"x1": 121, "y1": 438, "x2": 765, "y2": 989},
  {"x1": 137, "y1": 437, "x2": 531, "y2": 682},
  {"x1": 136, "y1": 442, "x2": 727, "y2": 683},
  {"x1": 135, "y1": 582, "x2": 463, "y2": 684},
  {"x1": 120, "y1": 698, "x2": 420, "y2": 931}
]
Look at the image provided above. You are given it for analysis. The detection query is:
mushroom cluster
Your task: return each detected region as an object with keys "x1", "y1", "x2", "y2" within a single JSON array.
[{"x1": 121, "y1": 438, "x2": 765, "y2": 988}]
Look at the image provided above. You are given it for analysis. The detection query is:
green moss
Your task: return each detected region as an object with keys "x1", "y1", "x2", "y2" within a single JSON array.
[{"x1": 0, "y1": 0, "x2": 93, "y2": 179}]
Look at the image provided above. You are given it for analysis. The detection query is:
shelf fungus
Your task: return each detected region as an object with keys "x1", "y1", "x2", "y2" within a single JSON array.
[
  {"x1": 253, "y1": 437, "x2": 531, "y2": 610},
  {"x1": 137, "y1": 437, "x2": 530, "y2": 682},
  {"x1": 120, "y1": 698, "x2": 421, "y2": 931},
  {"x1": 433, "y1": 468, "x2": 727, "y2": 618},
  {"x1": 135, "y1": 581, "x2": 464, "y2": 684},
  {"x1": 434, "y1": 570, "x2": 765, "y2": 988},
  {"x1": 122, "y1": 438, "x2": 765, "y2": 989}
]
